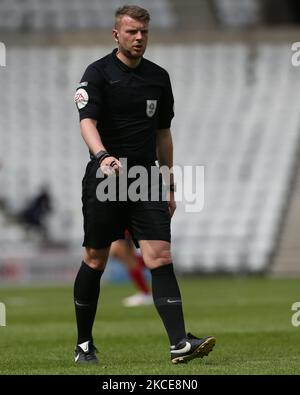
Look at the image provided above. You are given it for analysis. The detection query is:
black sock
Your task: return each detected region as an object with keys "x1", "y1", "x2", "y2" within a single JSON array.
[
  {"x1": 73, "y1": 261, "x2": 104, "y2": 345},
  {"x1": 151, "y1": 263, "x2": 186, "y2": 346}
]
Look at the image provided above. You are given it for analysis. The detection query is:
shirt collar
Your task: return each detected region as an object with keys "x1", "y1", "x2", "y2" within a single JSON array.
[{"x1": 112, "y1": 48, "x2": 143, "y2": 72}]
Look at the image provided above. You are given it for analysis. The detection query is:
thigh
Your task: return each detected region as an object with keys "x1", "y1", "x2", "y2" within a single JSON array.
[
  {"x1": 82, "y1": 160, "x2": 127, "y2": 249},
  {"x1": 129, "y1": 199, "x2": 171, "y2": 245},
  {"x1": 127, "y1": 166, "x2": 171, "y2": 244}
]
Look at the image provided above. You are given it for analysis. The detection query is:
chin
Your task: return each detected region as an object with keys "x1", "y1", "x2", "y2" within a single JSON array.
[
  {"x1": 132, "y1": 53, "x2": 143, "y2": 59},
  {"x1": 127, "y1": 52, "x2": 143, "y2": 59}
]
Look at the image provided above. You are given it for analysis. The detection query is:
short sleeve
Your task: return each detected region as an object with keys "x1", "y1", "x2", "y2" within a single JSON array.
[
  {"x1": 157, "y1": 72, "x2": 174, "y2": 129},
  {"x1": 74, "y1": 64, "x2": 104, "y2": 121}
]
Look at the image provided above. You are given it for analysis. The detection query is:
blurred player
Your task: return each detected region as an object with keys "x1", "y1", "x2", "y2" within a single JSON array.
[
  {"x1": 73, "y1": 5, "x2": 215, "y2": 365},
  {"x1": 110, "y1": 235, "x2": 152, "y2": 307}
]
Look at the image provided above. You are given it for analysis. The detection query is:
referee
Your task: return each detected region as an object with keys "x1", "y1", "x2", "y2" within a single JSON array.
[{"x1": 73, "y1": 5, "x2": 215, "y2": 364}]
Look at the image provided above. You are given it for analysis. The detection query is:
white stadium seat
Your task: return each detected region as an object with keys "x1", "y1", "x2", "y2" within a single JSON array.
[
  {"x1": 0, "y1": 44, "x2": 300, "y2": 273},
  {"x1": 0, "y1": 0, "x2": 176, "y2": 31}
]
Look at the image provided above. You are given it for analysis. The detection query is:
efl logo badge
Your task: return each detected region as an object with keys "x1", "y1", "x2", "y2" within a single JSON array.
[
  {"x1": 146, "y1": 100, "x2": 157, "y2": 118},
  {"x1": 74, "y1": 88, "x2": 89, "y2": 109}
]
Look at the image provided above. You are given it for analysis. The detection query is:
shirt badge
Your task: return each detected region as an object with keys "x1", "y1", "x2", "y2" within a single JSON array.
[
  {"x1": 146, "y1": 100, "x2": 157, "y2": 118},
  {"x1": 74, "y1": 88, "x2": 89, "y2": 109}
]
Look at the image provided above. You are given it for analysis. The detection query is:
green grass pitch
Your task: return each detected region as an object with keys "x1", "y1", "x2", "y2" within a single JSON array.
[{"x1": 0, "y1": 277, "x2": 300, "y2": 375}]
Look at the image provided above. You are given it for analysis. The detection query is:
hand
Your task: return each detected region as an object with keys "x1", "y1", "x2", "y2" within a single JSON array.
[
  {"x1": 167, "y1": 191, "x2": 176, "y2": 217},
  {"x1": 100, "y1": 156, "x2": 122, "y2": 177}
]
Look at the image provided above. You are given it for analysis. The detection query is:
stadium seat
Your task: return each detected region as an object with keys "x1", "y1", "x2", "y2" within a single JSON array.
[
  {"x1": 0, "y1": 0, "x2": 176, "y2": 31},
  {"x1": 1, "y1": 44, "x2": 299, "y2": 273}
]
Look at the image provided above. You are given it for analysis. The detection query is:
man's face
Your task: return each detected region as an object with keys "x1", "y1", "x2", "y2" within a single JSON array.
[{"x1": 114, "y1": 15, "x2": 149, "y2": 60}]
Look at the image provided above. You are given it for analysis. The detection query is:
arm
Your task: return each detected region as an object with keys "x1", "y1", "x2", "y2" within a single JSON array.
[
  {"x1": 156, "y1": 128, "x2": 176, "y2": 216},
  {"x1": 80, "y1": 118, "x2": 106, "y2": 155},
  {"x1": 80, "y1": 118, "x2": 121, "y2": 175},
  {"x1": 75, "y1": 64, "x2": 121, "y2": 175}
]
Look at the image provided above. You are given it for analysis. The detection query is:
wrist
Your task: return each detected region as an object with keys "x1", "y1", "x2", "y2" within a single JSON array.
[
  {"x1": 167, "y1": 183, "x2": 176, "y2": 192},
  {"x1": 95, "y1": 150, "x2": 110, "y2": 164}
]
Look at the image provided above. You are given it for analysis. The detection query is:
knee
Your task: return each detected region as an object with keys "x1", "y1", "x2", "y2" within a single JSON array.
[
  {"x1": 143, "y1": 248, "x2": 172, "y2": 270},
  {"x1": 84, "y1": 247, "x2": 109, "y2": 271}
]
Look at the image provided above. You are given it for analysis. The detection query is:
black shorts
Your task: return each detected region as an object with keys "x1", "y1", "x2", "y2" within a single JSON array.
[{"x1": 81, "y1": 160, "x2": 171, "y2": 249}]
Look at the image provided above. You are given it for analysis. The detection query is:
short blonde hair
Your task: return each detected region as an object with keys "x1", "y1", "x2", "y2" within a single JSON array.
[{"x1": 115, "y1": 5, "x2": 150, "y2": 28}]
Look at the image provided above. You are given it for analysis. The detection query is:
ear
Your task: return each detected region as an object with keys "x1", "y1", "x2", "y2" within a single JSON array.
[{"x1": 112, "y1": 29, "x2": 119, "y2": 43}]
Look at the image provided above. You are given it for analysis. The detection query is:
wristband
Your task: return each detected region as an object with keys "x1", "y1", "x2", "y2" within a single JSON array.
[
  {"x1": 168, "y1": 184, "x2": 176, "y2": 192},
  {"x1": 95, "y1": 150, "x2": 110, "y2": 164}
]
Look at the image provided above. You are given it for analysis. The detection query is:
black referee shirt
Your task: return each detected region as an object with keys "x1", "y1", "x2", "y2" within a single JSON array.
[{"x1": 75, "y1": 49, "x2": 174, "y2": 165}]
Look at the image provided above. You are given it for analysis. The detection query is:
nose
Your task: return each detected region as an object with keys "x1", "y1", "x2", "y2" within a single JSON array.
[{"x1": 136, "y1": 30, "x2": 142, "y2": 40}]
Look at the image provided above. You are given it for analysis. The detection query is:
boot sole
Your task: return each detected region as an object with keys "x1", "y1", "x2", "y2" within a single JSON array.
[{"x1": 171, "y1": 336, "x2": 216, "y2": 364}]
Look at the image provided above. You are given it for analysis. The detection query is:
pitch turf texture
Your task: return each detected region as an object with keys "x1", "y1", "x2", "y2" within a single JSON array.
[{"x1": 1, "y1": 277, "x2": 300, "y2": 375}]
